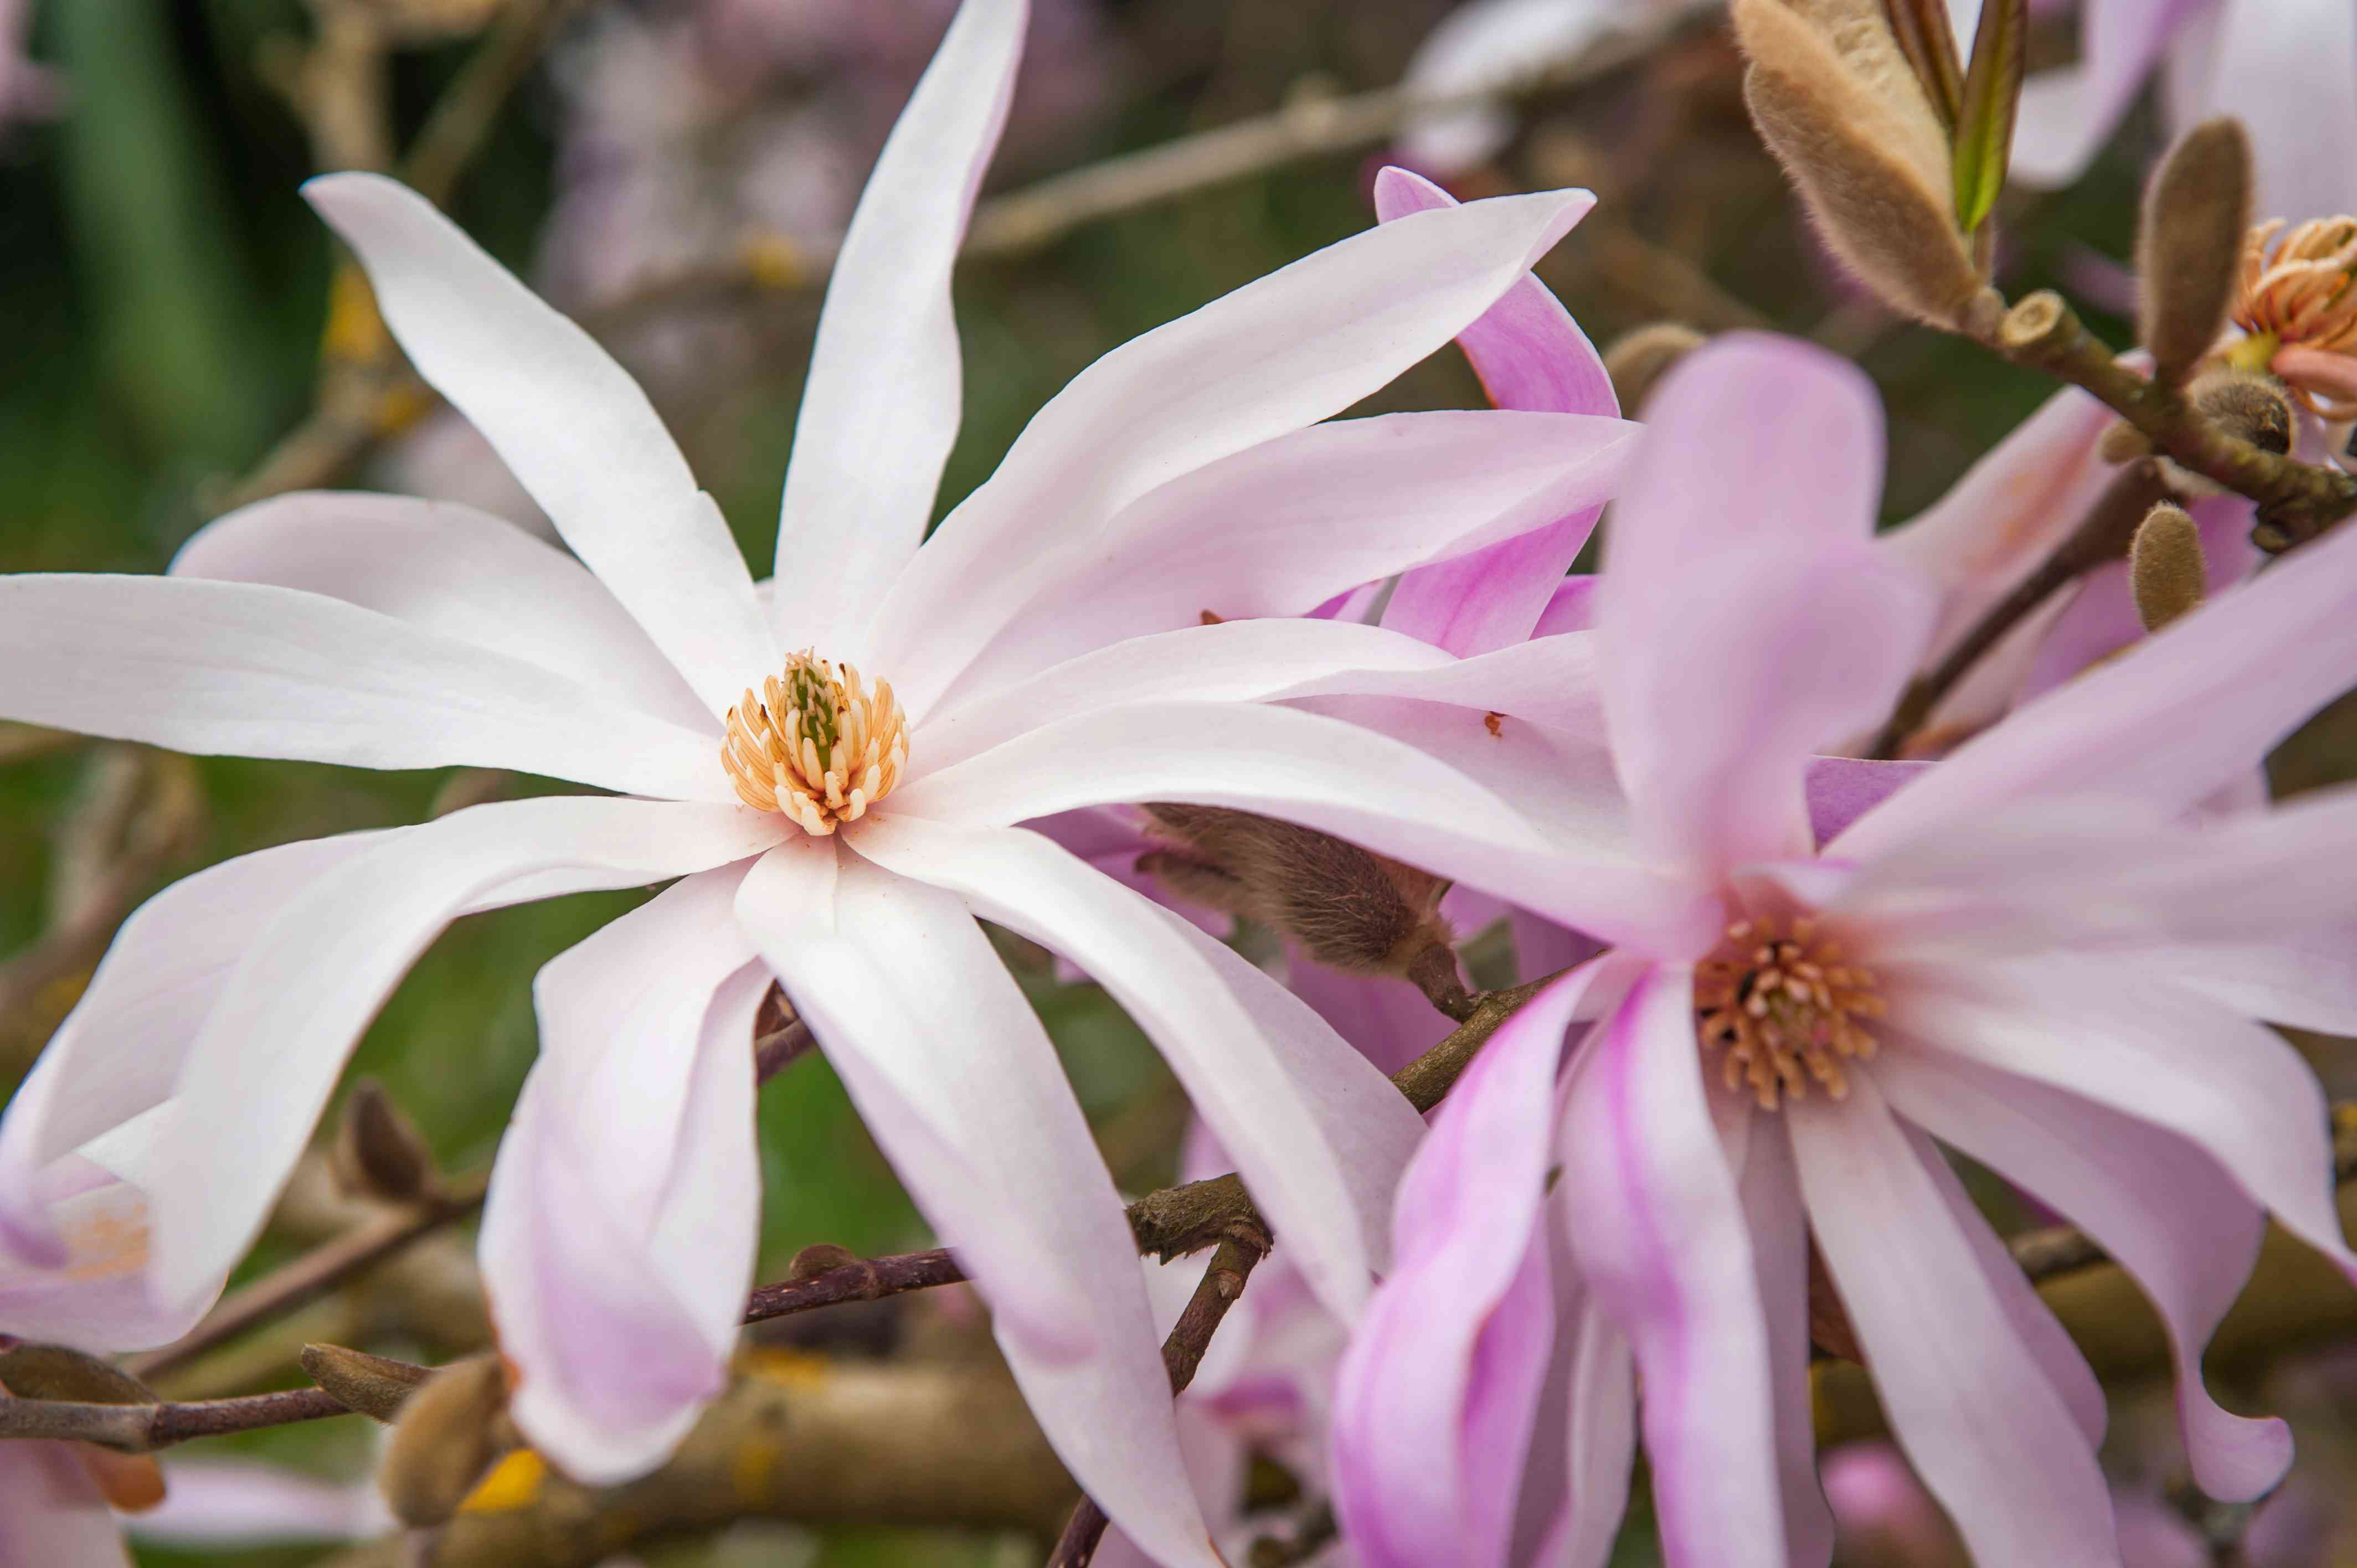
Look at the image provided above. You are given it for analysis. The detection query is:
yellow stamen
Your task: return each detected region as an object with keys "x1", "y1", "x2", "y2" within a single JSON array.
[
  {"x1": 1693, "y1": 913, "x2": 1886, "y2": 1112},
  {"x1": 721, "y1": 652, "x2": 907, "y2": 833}
]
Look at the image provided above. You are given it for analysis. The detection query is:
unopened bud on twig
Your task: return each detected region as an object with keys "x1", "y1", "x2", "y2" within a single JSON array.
[
  {"x1": 2136, "y1": 120, "x2": 2253, "y2": 388},
  {"x1": 1139, "y1": 804, "x2": 1459, "y2": 989},
  {"x1": 302, "y1": 1343, "x2": 434, "y2": 1423},
  {"x1": 380, "y1": 1354, "x2": 513, "y2": 1527},
  {"x1": 2190, "y1": 368, "x2": 2294, "y2": 456},
  {"x1": 1732, "y1": 0, "x2": 1995, "y2": 332},
  {"x1": 332, "y1": 1079, "x2": 438, "y2": 1204},
  {"x1": 1603, "y1": 323, "x2": 1706, "y2": 411},
  {"x1": 2097, "y1": 421, "x2": 2153, "y2": 465},
  {"x1": 0, "y1": 1343, "x2": 156, "y2": 1406},
  {"x1": 2130, "y1": 503, "x2": 2208, "y2": 633}
]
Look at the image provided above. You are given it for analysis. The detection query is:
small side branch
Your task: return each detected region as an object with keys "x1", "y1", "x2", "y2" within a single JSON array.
[{"x1": 0, "y1": 1386, "x2": 351, "y2": 1452}]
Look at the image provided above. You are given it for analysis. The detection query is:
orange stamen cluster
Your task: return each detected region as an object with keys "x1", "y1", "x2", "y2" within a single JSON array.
[
  {"x1": 1694, "y1": 914, "x2": 1885, "y2": 1112},
  {"x1": 722, "y1": 653, "x2": 907, "y2": 834},
  {"x1": 2234, "y1": 218, "x2": 2357, "y2": 414}
]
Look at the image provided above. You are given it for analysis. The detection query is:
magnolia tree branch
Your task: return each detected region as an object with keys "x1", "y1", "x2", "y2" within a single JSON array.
[{"x1": 0, "y1": 1386, "x2": 351, "y2": 1452}]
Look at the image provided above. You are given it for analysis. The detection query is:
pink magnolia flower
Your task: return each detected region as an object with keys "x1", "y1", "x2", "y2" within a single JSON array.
[
  {"x1": 1331, "y1": 332, "x2": 2357, "y2": 1567},
  {"x1": 0, "y1": 3, "x2": 1644, "y2": 1552},
  {"x1": 2013, "y1": 0, "x2": 2357, "y2": 223}
]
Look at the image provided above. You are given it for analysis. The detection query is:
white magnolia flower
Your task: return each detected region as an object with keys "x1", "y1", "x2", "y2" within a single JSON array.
[{"x1": 0, "y1": 1, "x2": 1641, "y2": 1555}]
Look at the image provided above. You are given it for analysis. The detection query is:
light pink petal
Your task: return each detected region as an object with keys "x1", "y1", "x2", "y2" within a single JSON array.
[
  {"x1": 1273, "y1": 631, "x2": 1607, "y2": 736},
  {"x1": 1878, "y1": 1044, "x2": 2291, "y2": 1500},
  {"x1": 304, "y1": 173, "x2": 775, "y2": 710},
  {"x1": 1893, "y1": 957, "x2": 2357, "y2": 1290},
  {"x1": 846, "y1": 814, "x2": 1414, "y2": 1318},
  {"x1": 1397, "y1": 0, "x2": 1635, "y2": 173},
  {"x1": 174, "y1": 491, "x2": 711, "y2": 733},
  {"x1": 1557, "y1": 967, "x2": 1785, "y2": 1568},
  {"x1": 891, "y1": 698, "x2": 1709, "y2": 952},
  {"x1": 866, "y1": 188, "x2": 1601, "y2": 716},
  {"x1": 1531, "y1": 575, "x2": 1597, "y2": 636},
  {"x1": 0, "y1": 575, "x2": 729, "y2": 801},
  {"x1": 0, "y1": 1445, "x2": 129, "y2": 1568},
  {"x1": 1525, "y1": 1283, "x2": 1638, "y2": 1568},
  {"x1": 140, "y1": 798, "x2": 783, "y2": 1316},
  {"x1": 483, "y1": 869, "x2": 763, "y2": 1484},
  {"x1": 1833, "y1": 518, "x2": 2357, "y2": 862},
  {"x1": 731, "y1": 838, "x2": 1222, "y2": 1568},
  {"x1": 1803, "y1": 757, "x2": 1927, "y2": 845},
  {"x1": 920, "y1": 408, "x2": 1634, "y2": 710},
  {"x1": 1375, "y1": 167, "x2": 1617, "y2": 657},
  {"x1": 2197, "y1": 0, "x2": 2357, "y2": 222},
  {"x1": 770, "y1": 0, "x2": 1023, "y2": 652},
  {"x1": 1792, "y1": 1080, "x2": 2120, "y2": 1565},
  {"x1": 1331, "y1": 967, "x2": 1599, "y2": 1567},
  {"x1": 131, "y1": 1459, "x2": 393, "y2": 1546},
  {"x1": 1283, "y1": 960, "x2": 1448, "y2": 1078},
  {"x1": 2012, "y1": 0, "x2": 2202, "y2": 187},
  {"x1": 1511, "y1": 906, "x2": 1608, "y2": 986},
  {"x1": 1723, "y1": 1110, "x2": 1835, "y2": 1567},
  {"x1": 1600, "y1": 336, "x2": 1932, "y2": 875}
]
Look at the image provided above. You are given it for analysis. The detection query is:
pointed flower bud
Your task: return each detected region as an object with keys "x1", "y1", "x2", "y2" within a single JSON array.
[
  {"x1": 331, "y1": 1078, "x2": 438, "y2": 1204},
  {"x1": 0, "y1": 1343, "x2": 156, "y2": 1406},
  {"x1": 1732, "y1": 0, "x2": 1996, "y2": 332},
  {"x1": 2129, "y1": 503, "x2": 2208, "y2": 633},
  {"x1": 2137, "y1": 120, "x2": 2253, "y2": 388},
  {"x1": 380, "y1": 1354, "x2": 513, "y2": 1526},
  {"x1": 302, "y1": 1342, "x2": 434, "y2": 1423}
]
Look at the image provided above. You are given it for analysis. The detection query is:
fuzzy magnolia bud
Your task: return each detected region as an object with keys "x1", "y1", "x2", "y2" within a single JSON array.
[
  {"x1": 380, "y1": 1354, "x2": 513, "y2": 1527},
  {"x1": 331, "y1": 1079, "x2": 437, "y2": 1204},
  {"x1": 2137, "y1": 120, "x2": 2253, "y2": 387},
  {"x1": 2096, "y1": 421, "x2": 2154, "y2": 465},
  {"x1": 302, "y1": 1343, "x2": 435, "y2": 1423},
  {"x1": 2190, "y1": 367, "x2": 2294, "y2": 456},
  {"x1": 2129, "y1": 503, "x2": 2209, "y2": 633},
  {"x1": 1603, "y1": 323, "x2": 1707, "y2": 412},
  {"x1": 0, "y1": 1343, "x2": 156, "y2": 1406},
  {"x1": 1732, "y1": 0, "x2": 1994, "y2": 332},
  {"x1": 1138, "y1": 804, "x2": 1456, "y2": 982}
]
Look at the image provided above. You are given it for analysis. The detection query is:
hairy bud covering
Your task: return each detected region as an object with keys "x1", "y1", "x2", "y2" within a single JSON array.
[
  {"x1": 2138, "y1": 120, "x2": 2253, "y2": 388},
  {"x1": 381, "y1": 1354, "x2": 513, "y2": 1526},
  {"x1": 1604, "y1": 323, "x2": 1707, "y2": 411},
  {"x1": 331, "y1": 1078, "x2": 438, "y2": 1204},
  {"x1": 2130, "y1": 503, "x2": 2208, "y2": 633},
  {"x1": 2191, "y1": 368, "x2": 2294, "y2": 456},
  {"x1": 303, "y1": 1343, "x2": 435, "y2": 1423}
]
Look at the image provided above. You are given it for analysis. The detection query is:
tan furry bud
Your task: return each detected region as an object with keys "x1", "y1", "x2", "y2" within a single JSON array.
[
  {"x1": 2129, "y1": 503, "x2": 2208, "y2": 633},
  {"x1": 1139, "y1": 804, "x2": 1452, "y2": 979},
  {"x1": 0, "y1": 1344, "x2": 156, "y2": 1405},
  {"x1": 302, "y1": 1343, "x2": 434, "y2": 1423},
  {"x1": 331, "y1": 1079, "x2": 436, "y2": 1204},
  {"x1": 789, "y1": 1244, "x2": 860, "y2": 1281},
  {"x1": 2137, "y1": 120, "x2": 2253, "y2": 386},
  {"x1": 1732, "y1": 0, "x2": 1989, "y2": 329},
  {"x1": 2190, "y1": 367, "x2": 2294, "y2": 456},
  {"x1": 1603, "y1": 323, "x2": 1707, "y2": 412},
  {"x1": 380, "y1": 1355, "x2": 512, "y2": 1526},
  {"x1": 2097, "y1": 421, "x2": 2154, "y2": 465}
]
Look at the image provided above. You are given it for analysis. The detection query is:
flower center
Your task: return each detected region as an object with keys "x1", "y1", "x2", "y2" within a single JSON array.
[
  {"x1": 2233, "y1": 216, "x2": 2357, "y2": 413},
  {"x1": 1693, "y1": 914, "x2": 1885, "y2": 1112},
  {"x1": 721, "y1": 652, "x2": 908, "y2": 834}
]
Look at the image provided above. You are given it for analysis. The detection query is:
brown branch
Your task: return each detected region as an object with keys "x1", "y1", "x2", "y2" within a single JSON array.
[
  {"x1": 1048, "y1": 1224, "x2": 1273, "y2": 1568},
  {"x1": 1992, "y1": 291, "x2": 2357, "y2": 546},
  {"x1": 740, "y1": 1248, "x2": 966, "y2": 1325},
  {"x1": 0, "y1": 1386, "x2": 352, "y2": 1452},
  {"x1": 126, "y1": 1170, "x2": 491, "y2": 1383}
]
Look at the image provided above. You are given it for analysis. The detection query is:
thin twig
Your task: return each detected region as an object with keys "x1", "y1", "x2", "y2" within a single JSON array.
[
  {"x1": 740, "y1": 1249, "x2": 966, "y2": 1325},
  {"x1": 1047, "y1": 1225, "x2": 1272, "y2": 1567},
  {"x1": 126, "y1": 1171, "x2": 491, "y2": 1382},
  {"x1": 0, "y1": 1386, "x2": 351, "y2": 1451}
]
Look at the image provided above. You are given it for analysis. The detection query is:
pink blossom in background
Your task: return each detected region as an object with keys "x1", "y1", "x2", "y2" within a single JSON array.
[
  {"x1": 0, "y1": 0, "x2": 1659, "y2": 1552},
  {"x1": 1329, "y1": 333, "x2": 2357, "y2": 1567},
  {"x1": 0, "y1": 0, "x2": 61, "y2": 127},
  {"x1": 0, "y1": 1441, "x2": 131, "y2": 1568}
]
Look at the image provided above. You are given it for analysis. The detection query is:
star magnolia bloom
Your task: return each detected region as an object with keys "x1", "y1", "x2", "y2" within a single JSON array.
[
  {"x1": 2013, "y1": 0, "x2": 2357, "y2": 223},
  {"x1": 0, "y1": 2, "x2": 1647, "y2": 1550},
  {"x1": 1332, "y1": 332, "x2": 2357, "y2": 1567}
]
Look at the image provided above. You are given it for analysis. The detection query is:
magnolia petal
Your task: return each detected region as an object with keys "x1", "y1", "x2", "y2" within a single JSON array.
[
  {"x1": 1398, "y1": 0, "x2": 1634, "y2": 173},
  {"x1": 142, "y1": 797, "x2": 783, "y2": 1316},
  {"x1": 1789, "y1": 1077, "x2": 2121, "y2": 1566},
  {"x1": 1375, "y1": 166, "x2": 1617, "y2": 658},
  {"x1": 1558, "y1": 967, "x2": 1785, "y2": 1568},
  {"x1": 129, "y1": 1459, "x2": 393, "y2": 1548},
  {"x1": 732, "y1": 839, "x2": 1222, "y2": 1568},
  {"x1": 845, "y1": 813, "x2": 1383, "y2": 1321},
  {"x1": 771, "y1": 0, "x2": 1024, "y2": 651},
  {"x1": 304, "y1": 173, "x2": 775, "y2": 710},
  {"x1": 1283, "y1": 960, "x2": 1449, "y2": 1078},
  {"x1": 866, "y1": 187, "x2": 1599, "y2": 715},
  {"x1": 174, "y1": 491, "x2": 713, "y2": 733},
  {"x1": 483, "y1": 869, "x2": 764, "y2": 1484},
  {"x1": 940, "y1": 409, "x2": 1636, "y2": 706},
  {"x1": 2011, "y1": 0, "x2": 2194, "y2": 187},
  {"x1": 1724, "y1": 1110, "x2": 1835, "y2": 1567},
  {"x1": 0, "y1": 1443, "x2": 129, "y2": 1568},
  {"x1": 1878, "y1": 1045, "x2": 2291, "y2": 1500},
  {"x1": 0, "y1": 575, "x2": 729, "y2": 801},
  {"x1": 2199, "y1": 0, "x2": 2357, "y2": 224},
  {"x1": 1527, "y1": 1291, "x2": 1638, "y2": 1568}
]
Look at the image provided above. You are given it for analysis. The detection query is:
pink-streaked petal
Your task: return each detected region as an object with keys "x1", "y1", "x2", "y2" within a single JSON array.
[
  {"x1": 1531, "y1": 574, "x2": 1597, "y2": 637},
  {"x1": 1524, "y1": 1277, "x2": 1638, "y2": 1568},
  {"x1": 891, "y1": 698, "x2": 1710, "y2": 952},
  {"x1": 1878, "y1": 1044, "x2": 2291, "y2": 1500},
  {"x1": 846, "y1": 814, "x2": 1403, "y2": 1320},
  {"x1": 1892, "y1": 957, "x2": 2357, "y2": 1289},
  {"x1": 1273, "y1": 632, "x2": 1606, "y2": 737},
  {"x1": 1332, "y1": 967, "x2": 1599, "y2": 1567},
  {"x1": 1558, "y1": 967, "x2": 1785, "y2": 1568},
  {"x1": 141, "y1": 798, "x2": 783, "y2": 1316},
  {"x1": 770, "y1": 0, "x2": 1023, "y2": 651},
  {"x1": 304, "y1": 173, "x2": 775, "y2": 710},
  {"x1": 174, "y1": 491, "x2": 711, "y2": 733},
  {"x1": 732, "y1": 839, "x2": 1222, "y2": 1568},
  {"x1": 927, "y1": 407, "x2": 1635, "y2": 712},
  {"x1": 0, "y1": 1444, "x2": 129, "y2": 1568},
  {"x1": 1789, "y1": 1077, "x2": 2119, "y2": 1566},
  {"x1": 1831, "y1": 517, "x2": 2357, "y2": 863},
  {"x1": 130, "y1": 1458, "x2": 393, "y2": 1547},
  {"x1": 0, "y1": 575, "x2": 730, "y2": 801},
  {"x1": 866, "y1": 188, "x2": 1601, "y2": 715},
  {"x1": 1374, "y1": 167, "x2": 1617, "y2": 657},
  {"x1": 2011, "y1": 0, "x2": 2200, "y2": 187},
  {"x1": 483, "y1": 870, "x2": 763, "y2": 1484},
  {"x1": 2197, "y1": 0, "x2": 2357, "y2": 223},
  {"x1": 1723, "y1": 1109, "x2": 1835, "y2": 1567}
]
